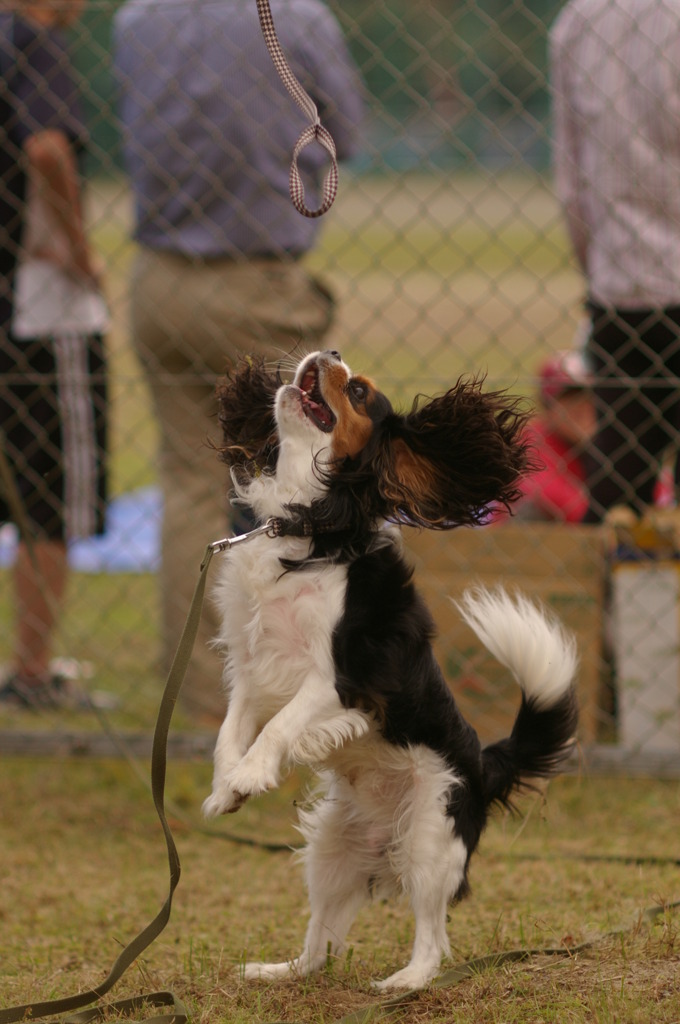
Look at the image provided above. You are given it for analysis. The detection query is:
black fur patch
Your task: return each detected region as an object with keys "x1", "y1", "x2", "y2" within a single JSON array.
[{"x1": 332, "y1": 539, "x2": 489, "y2": 860}]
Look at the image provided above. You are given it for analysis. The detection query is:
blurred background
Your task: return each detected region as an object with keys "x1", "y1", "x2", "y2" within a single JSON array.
[{"x1": 1, "y1": 0, "x2": 677, "y2": 772}]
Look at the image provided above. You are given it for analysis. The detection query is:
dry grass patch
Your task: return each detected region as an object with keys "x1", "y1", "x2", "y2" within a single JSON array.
[{"x1": 1, "y1": 759, "x2": 679, "y2": 1022}]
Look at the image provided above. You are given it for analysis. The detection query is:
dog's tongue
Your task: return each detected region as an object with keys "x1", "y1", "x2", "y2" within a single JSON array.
[{"x1": 302, "y1": 392, "x2": 333, "y2": 428}]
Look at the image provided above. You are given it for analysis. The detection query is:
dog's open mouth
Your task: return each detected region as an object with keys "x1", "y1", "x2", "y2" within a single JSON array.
[{"x1": 299, "y1": 365, "x2": 336, "y2": 432}]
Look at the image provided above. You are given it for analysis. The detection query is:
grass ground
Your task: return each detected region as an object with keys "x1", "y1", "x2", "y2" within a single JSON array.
[{"x1": 1, "y1": 760, "x2": 678, "y2": 1023}]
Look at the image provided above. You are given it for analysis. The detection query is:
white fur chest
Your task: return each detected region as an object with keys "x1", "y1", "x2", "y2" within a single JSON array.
[{"x1": 211, "y1": 535, "x2": 348, "y2": 706}]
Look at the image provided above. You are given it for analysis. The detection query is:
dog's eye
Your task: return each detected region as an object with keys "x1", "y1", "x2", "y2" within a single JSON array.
[{"x1": 348, "y1": 380, "x2": 368, "y2": 403}]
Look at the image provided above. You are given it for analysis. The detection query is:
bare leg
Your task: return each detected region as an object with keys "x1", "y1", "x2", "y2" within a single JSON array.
[{"x1": 13, "y1": 539, "x2": 67, "y2": 680}]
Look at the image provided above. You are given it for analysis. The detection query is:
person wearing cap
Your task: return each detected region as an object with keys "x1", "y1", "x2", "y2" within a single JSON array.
[{"x1": 514, "y1": 350, "x2": 596, "y2": 523}]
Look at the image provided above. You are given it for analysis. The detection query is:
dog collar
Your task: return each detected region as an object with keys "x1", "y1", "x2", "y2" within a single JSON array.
[
  {"x1": 209, "y1": 516, "x2": 333, "y2": 551},
  {"x1": 268, "y1": 513, "x2": 332, "y2": 538}
]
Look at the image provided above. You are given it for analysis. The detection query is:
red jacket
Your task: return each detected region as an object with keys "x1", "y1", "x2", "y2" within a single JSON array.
[{"x1": 518, "y1": 420, "x2": 588, "y2": 523}]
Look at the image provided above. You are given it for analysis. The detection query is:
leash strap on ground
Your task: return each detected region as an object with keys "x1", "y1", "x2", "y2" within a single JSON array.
[
  {"x1": 255, "y1": 0, "x2": 338, "y2": 217},
  {"x1": 60, "y1": 991, "x2": 186, "y2": 1024},
  {"x1": 331, "y1": 900, "x2": 680, "y2": 1024},
  {"x1": 0, "y1": 545, "x2": 217, "y2": 1024}
]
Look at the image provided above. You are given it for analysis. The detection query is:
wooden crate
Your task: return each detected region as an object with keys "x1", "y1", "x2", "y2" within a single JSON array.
[{"x1": 403, "y1": 523, "x2": 606, "y2": 744}]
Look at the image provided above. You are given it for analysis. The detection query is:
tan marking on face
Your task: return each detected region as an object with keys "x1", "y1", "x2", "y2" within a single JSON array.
[{"x1": 321, "y1": 364, "x2": 380, "y2": 460}]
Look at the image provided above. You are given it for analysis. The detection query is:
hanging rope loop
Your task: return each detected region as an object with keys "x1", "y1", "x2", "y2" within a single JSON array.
[
  {"x1": 256, "y1": 0, "x2": 339, "y2": 218},
  {"x1": 290, "y1": 122, "x2": 338, "y2": 217}
]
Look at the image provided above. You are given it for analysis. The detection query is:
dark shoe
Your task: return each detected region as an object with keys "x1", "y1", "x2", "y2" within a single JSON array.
[
  {"x1": 49, "y1": 658, "x2": 119, "y2": 710},
  {"x1": 0, "y1": 675, "x2": 64, "y2": 709},
  {"x1": 0, "y1": 672, "x2": 116, "y2": 711}
]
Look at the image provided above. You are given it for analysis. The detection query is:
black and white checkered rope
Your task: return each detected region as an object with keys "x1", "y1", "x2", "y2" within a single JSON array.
[{"x1": 255, "y1": 0, "x2": 338, "y2": 218}]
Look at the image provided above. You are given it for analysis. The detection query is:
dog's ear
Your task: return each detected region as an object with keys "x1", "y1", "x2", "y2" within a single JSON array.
[
  {"x1": 215, "y1": 356, "x2": 281, "y2": 473},
  {"x1": 375, "y1": 376, "x2": 534, "y2": 528}
]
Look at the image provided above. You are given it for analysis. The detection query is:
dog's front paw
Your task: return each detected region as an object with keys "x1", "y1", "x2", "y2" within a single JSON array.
[
  {"x1": 202, "y1": 785, "x2": 249, "y2": 817},
  {"x1": 226, "y1": 750, "x2": 280, "y2": 799}
]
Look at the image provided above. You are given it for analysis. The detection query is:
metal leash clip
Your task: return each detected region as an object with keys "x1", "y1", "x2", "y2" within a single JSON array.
[{"x1": 209, "y1": 518, "x2": 281, "y2": 554}]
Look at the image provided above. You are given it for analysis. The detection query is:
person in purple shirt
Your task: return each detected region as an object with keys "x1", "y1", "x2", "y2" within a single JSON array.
[{"x1": 113, "y1": 0, "x2": 364, "y2": 721}]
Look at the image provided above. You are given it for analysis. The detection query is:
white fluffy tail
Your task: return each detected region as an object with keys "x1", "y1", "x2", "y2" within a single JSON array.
[{"x1": 456, "y1": 586, "x2": 578, "y2": 710}]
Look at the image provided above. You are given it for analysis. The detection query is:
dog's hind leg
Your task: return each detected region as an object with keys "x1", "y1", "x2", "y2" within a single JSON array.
[
  {"x1": 373, "y1": 843, "x2": 467, "y2": 991},
  {"x1": 242, "y1": 874, "x2": 367, "y2": 982},
  {"x1": 242, "y1": 789, "x2": 373, "y2": 981},
  {"x1": 371, "y1": 875, "x2": 455, "y2": 991},
  {"x1": 373, "y1": 763, "x2": 469, "y2": 991}
]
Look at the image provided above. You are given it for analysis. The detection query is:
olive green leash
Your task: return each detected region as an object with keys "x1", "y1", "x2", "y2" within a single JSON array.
[{"x1": 0, "y1": 531, "x2": 247, "y2": 1024}]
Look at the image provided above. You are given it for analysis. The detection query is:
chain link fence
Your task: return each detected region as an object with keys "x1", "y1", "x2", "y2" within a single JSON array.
[{"x1": 1, "y1": 0, "x2": 679, "y2": 773}]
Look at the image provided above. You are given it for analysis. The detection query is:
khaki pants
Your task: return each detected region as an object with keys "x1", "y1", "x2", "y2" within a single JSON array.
[{"x1": 130, "y1": 249, "x2": 335, "y2": 720}]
